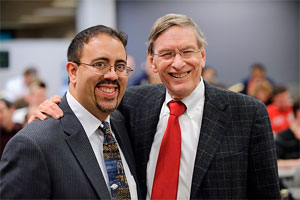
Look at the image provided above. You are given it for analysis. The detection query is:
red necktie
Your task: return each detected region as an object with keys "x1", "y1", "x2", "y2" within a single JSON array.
[{"x1": 151, "y1": 101, "x2": 186, "y2": 200}]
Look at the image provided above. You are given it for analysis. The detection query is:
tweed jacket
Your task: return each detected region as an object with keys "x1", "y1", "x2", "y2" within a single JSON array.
[{"x1": 118, "y1": 81, "x2": 281, "y2": 199}]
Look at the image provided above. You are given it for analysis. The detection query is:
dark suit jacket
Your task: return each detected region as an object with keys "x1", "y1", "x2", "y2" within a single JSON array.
[
  {"x1": 0, "y1": 95, "x2": 139, "y2": 199},
  {"x1": 119, "y1": 81, "x2": 281, "y2": 199}
]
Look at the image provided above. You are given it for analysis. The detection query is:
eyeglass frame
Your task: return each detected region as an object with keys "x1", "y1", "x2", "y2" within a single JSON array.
[
  {"x1": 73, "y1": 61, "x2": 133, "y2": 77},
  {"x1": 153, "y1": 49, "x2": 201, "y2": 60}
]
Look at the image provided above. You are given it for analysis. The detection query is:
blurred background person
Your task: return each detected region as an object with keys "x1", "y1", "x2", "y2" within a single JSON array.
[
  {"x1": 275, "y1": 98, "x2": 300, "y2": 168},
  {"x1": 4, "y1": 67, "x2": 38, "y2": 106},
  {"x1": 275, "y1": 99, "x2": 300, "y2": 193},
  {"x1": 267, "y1": 85, "x2": 293, "y2": 135},
  {"x1": 0, "y1": 98, "x2": 23, "y2": 158},
  {"x1": 240, "y1": 63, "x2": 274, "y2": 95},
  {"x1": 13, "y1": 81, "x2": 47, "y2": 125},
  {"x1": 202, "y1": 66, "x2": 225, "y2": 88},
  {"x1": 252, "y1": 80, "x2": 273, "y2": 105},
  {"x1": 202, "y1": 66, "x2": 217, "y2": 85},
  {"x1": 130, "y1": 59, "x2": 161, "y2": 86}
]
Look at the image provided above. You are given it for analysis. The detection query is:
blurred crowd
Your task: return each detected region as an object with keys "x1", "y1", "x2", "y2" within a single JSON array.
[
  {"x1": 1, "y1": 60, "x2": 299, "y2": 197},
  {"x1": 1, "y1": 67, "x2": 47, "y2": 156}
]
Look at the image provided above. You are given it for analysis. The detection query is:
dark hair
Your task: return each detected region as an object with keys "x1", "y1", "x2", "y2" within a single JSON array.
[
  {"x1": 0, "y1": 98, "x2": 13, "y2": 108},
  {"x1": 251, "y1": 63, "x2": 265, "y2": 72},
  {"x1": 24, "y1": 67, "x2": 37, "y2": 76},
  {"x1": 67, "y1": 25, "x2": 128, "y2": 62},
  {"x1": 293, "y1": 98, "x2": 300, "y2": 116},
  {"x1": 272, "y1": 85, "x2": 288, "y2": 97}
]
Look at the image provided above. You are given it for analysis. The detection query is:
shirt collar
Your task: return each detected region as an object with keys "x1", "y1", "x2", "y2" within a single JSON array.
[
  {"x1": 165, "y1": 78, "x2": 205, "y2": 118},
  {"x1": 66, "y1": 91, "x2": 110, "y2": 138}
]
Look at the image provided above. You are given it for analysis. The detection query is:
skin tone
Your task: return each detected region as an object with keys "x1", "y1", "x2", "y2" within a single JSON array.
[
  {"x1": 28, "y1": 25, "x2": 205, "y2": 120},
  {"x1": 148, "y1": 25, "x2": 206, "y2": 101},
  {"x1": 273, "y1": 91, "x2": 292, "y2": 111},
  {"x1": 0, "y1": 101, "x2": 15, "y2": 131},
  {"x1": 66, "y1": 33, "x2": 128, "y2": 121}
]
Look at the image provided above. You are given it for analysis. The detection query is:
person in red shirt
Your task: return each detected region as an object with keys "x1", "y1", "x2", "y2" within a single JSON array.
[{"x1": 267, "y1": 85, "x2": 293, "y2": 135}]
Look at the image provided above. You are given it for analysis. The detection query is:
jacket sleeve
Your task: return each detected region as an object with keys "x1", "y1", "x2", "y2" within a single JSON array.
[
  {"x1": 247, "y1": 101, "x2": 281, "y2": 199},
  {"x1": 0, "y1": 134, "x2": 51, "y2": 199}
]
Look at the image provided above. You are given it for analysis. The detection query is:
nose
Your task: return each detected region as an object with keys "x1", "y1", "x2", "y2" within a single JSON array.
[
  {"x1": 171, "y1": 53, "x2": 186, "y2": 70},
  {"x1": 103, "y1": 66, "x2": 118, "y2": 80}
]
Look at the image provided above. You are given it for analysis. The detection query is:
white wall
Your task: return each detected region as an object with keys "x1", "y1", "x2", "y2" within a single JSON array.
[{"x1": 0, "y1": 39, "x2": 71, "y2": 98}]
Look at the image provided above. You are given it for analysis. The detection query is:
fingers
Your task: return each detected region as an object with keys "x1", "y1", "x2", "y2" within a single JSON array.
[
  {"x1": 39, "y1": 99, "x2": 63, "y2": 119},
  {"x1": 52, "y1": 94, "x2": 62, "y2": 104}
]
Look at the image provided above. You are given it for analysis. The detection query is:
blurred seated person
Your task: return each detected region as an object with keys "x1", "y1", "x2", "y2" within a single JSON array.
[
  {"x1": 275, "y1": 99, "x2": 300, "y2": 168},
  {"x1": 202, "y1": 66, "x2": 225, "y2": 89},
  {"x1": 267, "y1": 85, "x2": 293, "y2": 135},
  {"x1": 252, "y1": 80, "x2": 273, "y2": 105},
  {"x1": 130, "y1": 59, "x2": 161, "y2": 85},
  {"x1": 275, "y1": 99, "x2": 300, "y2": 190},
  {"x1": 202, "y1": 66, "x2": 217, "y2": 85},
  {"x1": 126, "y1": 55, "x2": 136, "y2": 86},
  {"x1": 13, "y1": 81, "x2": 47, "y2": 125},
  {"x1": 4, "y1": 67, "x2": 38, "y2": 107},
  {"x1": 240, "y1": 63, "x2": 274, "y2": 95},
  {"x1": 0, "y1": 99, "x2": 23, "y2": 158}
]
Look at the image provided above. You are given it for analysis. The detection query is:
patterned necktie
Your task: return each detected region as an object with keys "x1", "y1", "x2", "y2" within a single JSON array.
[
  {"x1": 151, "y1": 101, "x2": 186, "y2": 200},
  {"x1": 100, "y1": 121, "x2": 131, "y2": 200}
]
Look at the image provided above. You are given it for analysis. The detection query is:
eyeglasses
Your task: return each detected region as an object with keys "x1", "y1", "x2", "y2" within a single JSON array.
[
  {"x1": 73, "y1": 61, "x2": 133, "y2": 77},
  {"x1": 153, "y1": 49, "x2": 201, "y2": 60}
]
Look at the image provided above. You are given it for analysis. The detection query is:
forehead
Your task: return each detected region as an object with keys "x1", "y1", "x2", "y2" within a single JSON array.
[
  {"x1": 81, "y1": 34, "x2": 126, "y2": 61},
  {"x1": 0, "y1": 101, "x2": 7, "y2": 109},
  {"x1": 154, "y1": 26, "x2": 198, "y2": 50}
]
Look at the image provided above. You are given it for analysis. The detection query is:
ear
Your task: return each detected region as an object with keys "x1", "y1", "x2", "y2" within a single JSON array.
[
  {"x1": 200, "y1": 47, "x2": 206, "y2": 69},
  {"x1": 66, "y1": 62, "x2": 78, "y2": 85},
  {"x1": 147, "y1": 50, "x2": 158, "y2": 73}
]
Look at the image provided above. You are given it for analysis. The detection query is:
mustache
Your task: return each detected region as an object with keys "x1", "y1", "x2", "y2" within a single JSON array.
[{"x1": 95, "y1": 79, "x2": 120, "y2": 90}]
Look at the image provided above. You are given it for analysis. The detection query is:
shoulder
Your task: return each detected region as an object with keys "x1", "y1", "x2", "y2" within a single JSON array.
[
  {"x1": 110, "y1": 110, "x2": 124, "y2": 122},
  {"x1": 11, "y1": 117, "x2": 63, "y2": 146},
  {"x1": 205, "y1": 82, "x2": 264, "y2": 109},
  {"x1": 125, "y1": 84, "x2": 165, "y2": 97},
  {"x1": 122, "y1": 84, "x2": 165, "y2": 105}
]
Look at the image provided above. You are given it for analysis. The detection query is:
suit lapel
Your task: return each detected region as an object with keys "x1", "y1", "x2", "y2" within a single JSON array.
[
  {"x1": 110, "y1": 112, "x2": 136, "y2": 179},
  {"x1": 59, "y1": 95, "x2": 111, "y2": 199},
  {"x1": 190, "y1": 82, "x2": 230, "y2": 198}
]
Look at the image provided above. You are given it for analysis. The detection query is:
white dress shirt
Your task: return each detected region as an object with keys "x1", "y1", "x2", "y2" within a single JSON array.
[
  {"x1": 146, "y1": 79, "x2": 205, "y2": 200},
  {"x1": 66, "y1": 91, "x2": 137, "y2": 199}
]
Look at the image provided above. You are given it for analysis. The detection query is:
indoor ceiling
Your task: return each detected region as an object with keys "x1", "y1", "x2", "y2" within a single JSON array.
[{"x1": 0, "y1": 0, "x2": 77, "y2": 38}]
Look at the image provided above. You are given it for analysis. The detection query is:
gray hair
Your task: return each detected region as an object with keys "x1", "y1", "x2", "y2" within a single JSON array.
[{"x1": 147, "y1": 13, "x2": 207, "y2": 55}]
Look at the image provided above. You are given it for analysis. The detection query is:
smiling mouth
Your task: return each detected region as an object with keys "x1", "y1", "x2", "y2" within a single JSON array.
[
  {"x1": 169, "y1": 72, "x2": 190, "y2": 78},
  {"x1": 100, "y1": 87, "x2": 116, "y2": 93}
]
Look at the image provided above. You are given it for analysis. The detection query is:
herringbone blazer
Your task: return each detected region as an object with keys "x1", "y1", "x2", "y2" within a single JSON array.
[
  {"x1": 0, "y1": 95, "x2": 140, "y2": 199},
  {"x1": 119, "y1": 81, "x2": 281, "y2": 199}
]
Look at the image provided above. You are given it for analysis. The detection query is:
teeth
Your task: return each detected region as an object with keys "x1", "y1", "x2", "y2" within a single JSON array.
[
  {"x1": 100, "y1": 87, "x2": 115, "y2": 93},
  {"x1": 171, "y1": 72, "x2": 188, "y2": 78}
]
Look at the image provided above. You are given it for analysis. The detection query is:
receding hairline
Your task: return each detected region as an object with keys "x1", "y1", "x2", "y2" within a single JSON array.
[{"x1": 147, "y1": 14, "x2": 207, "y2": 55}]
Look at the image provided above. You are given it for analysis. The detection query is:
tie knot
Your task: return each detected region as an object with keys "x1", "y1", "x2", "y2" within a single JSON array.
[
  {"x1": 168, "y1": 101, "x2": 186, "y2": 117},
  {"x1": 99, "y1": 121, "x2": 110, "y2": 136}
]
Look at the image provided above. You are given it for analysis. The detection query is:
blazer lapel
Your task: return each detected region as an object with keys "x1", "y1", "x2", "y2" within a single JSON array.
[
  {"x1": 59, "y1": 95, "x2": 111, "y2": 199},
  {"x1": 190, "y1": 82, "x2": 230, "y2": 198},
  {"x1": 110, "y1": 112, "x2": 136, "y2": 178}
]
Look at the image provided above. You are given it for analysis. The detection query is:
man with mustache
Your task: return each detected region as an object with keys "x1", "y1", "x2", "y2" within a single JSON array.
[
  {"x1": 29, "y1": 14, "x2": 281, "y2": 199},
  {"x1": 0, "y1": 25, "x2": 139, "y2": 199}
]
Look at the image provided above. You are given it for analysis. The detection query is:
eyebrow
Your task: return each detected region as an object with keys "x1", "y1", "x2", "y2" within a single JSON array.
[
  {"x1": 158, "y1": 45, "x2": 198, "y2": 52},
  {"x1": 91, "y1": 57, "x2": 127, "y2": 64}
]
